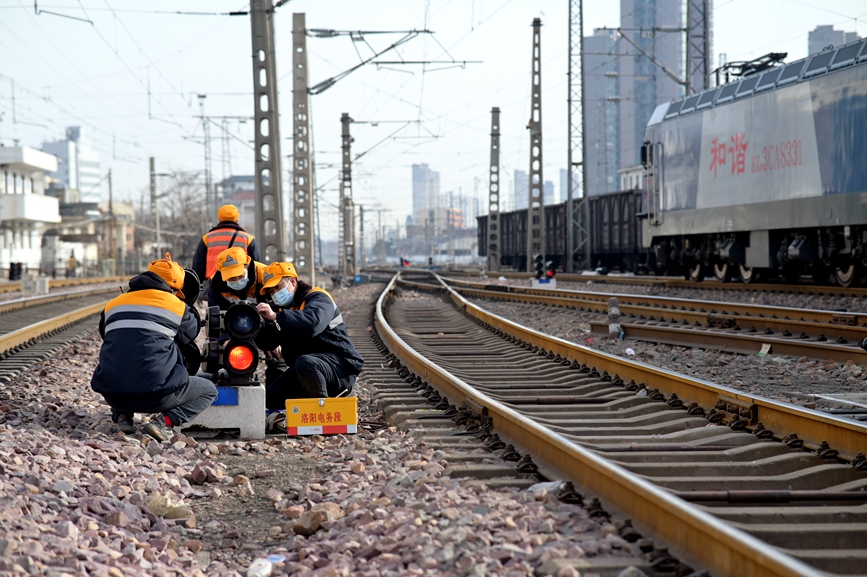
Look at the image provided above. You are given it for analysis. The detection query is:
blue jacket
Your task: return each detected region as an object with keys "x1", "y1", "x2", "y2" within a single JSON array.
[
  {"x1": 91, "y1": 272, "x2": 200, "y2": 411},
  {"x1": 272, "y1": 281, "x2": 364, "y2": 375}
]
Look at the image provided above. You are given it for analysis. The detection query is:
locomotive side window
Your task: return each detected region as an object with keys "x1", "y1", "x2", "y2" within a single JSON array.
[
  {"x1": 663, "y1": 100, "x2": 684, "y2": 119},
  {"x1": 679, "y1": 94, "x2": 701, "y2": 114},
  {"x1": 831, "y1": 41, "x2": 864, "y2": 70},
  {"x1": 777, "y1": 60, "x2": 806, "y2": 85},
  {"x1": 715, "y1": 82, "x2": 740, "y2": 104},
  {"x1": 736, "y1": 76, "x2": 761, "y2": 97},
  {"x1": 804, "y1": 52, "x2": 834, "y2": 77},
  {"x1": 755, "y1": 68, "x2": 782, "y2": 92},
  {"x1": 696, "y1": 88, "x2": 720, "y2": 109}
]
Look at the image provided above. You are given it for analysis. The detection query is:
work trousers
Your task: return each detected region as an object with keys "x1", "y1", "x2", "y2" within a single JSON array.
[
  {"x1": 265, "y1": 354, "x2": 356, "y2": 410},
  {"x1": 110, "y1": 375, "x2": 217, "y2": 426}
]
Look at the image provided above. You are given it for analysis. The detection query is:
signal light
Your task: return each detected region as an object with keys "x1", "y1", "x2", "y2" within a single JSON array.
[
  {"x1": 545, "y1": 260, "x2": 556, "y2": 278},
  {"x1": 226, "y1": 344, "x2": 256, "y2": 372},
  {"x1": 203, "y1": 301, "x2": 263, "y2": 385},
  {"x1": 533, "y1": 254, "x2": 544, "y2": 280}
]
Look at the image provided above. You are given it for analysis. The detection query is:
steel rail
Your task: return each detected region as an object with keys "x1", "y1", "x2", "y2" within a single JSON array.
[
  {"x1": 0, "y1": 276, "x2": 129, "y2": 293},
  {"x1": 422, "y1": 279, "x2": 867, "y2": 360},
  {"x1": 0, "y1": 301, "x2": 107, "y2": 355},
  {"x1": 0, "y1": 287, "x2": 120, "y2": 316},
  {"x1": 586, "y1": 320, "x2": 867, "y2": 363},
  {"x1": 376, "y1": 273, "x2": 828, "y2": 577},
  {"x1": 433, "y1": 268, "x2": 867, "y2": 297},
  {"x1": 441, "y1": 276, "x2": 867, "y2": 327}
]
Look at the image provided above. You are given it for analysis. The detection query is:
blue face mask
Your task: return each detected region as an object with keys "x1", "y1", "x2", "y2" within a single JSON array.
[
  {"x1": 227, "y1": 274, "x2": 248, "y2": 291},
  {"x1": 271, "y1": 288, "x2": 295, "y2": 307},
  {"x1": 272, "y1": 286, "x2": 294, "y2": 307}
]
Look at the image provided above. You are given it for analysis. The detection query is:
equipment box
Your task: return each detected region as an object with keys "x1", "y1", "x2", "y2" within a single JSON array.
[{"x1": 284, "y1": 397, "x2": 357, "y2": 436}]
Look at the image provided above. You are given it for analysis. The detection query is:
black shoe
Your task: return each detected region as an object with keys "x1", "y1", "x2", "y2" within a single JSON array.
[
  {"x1": 117, "y1": 415, "x2": 135, "y2": 434},
  {"x1": 143, "y1": 417, "x2": 171, "y2": 443}
]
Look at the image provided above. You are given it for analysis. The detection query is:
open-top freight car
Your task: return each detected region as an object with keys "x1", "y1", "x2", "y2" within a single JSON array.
[
  {"x1": 641, "y1": 39, "x2": 867, "y2": 286},
  {"x1": 477, "y1": 188, "x2": 645, "y2": 273}
]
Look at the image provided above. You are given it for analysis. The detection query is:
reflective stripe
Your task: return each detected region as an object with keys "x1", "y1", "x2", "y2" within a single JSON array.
[
  {"x1": 105, "y1": 304, "x2": 182, "y2": 324},
  {"x1": 328, "y1": 313, "x2": 344, "y2": 329},
  {"x1": 205, "y1": 229, "x2": 251, "y2": 279},
  {"x1": 105, "y1": 319, "x2": 178, "y2": 339}
]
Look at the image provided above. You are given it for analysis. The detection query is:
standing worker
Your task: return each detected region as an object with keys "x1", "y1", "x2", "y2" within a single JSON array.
[
  {"x1": 67, "y1": 251, "x2": 77, "y2": 278},
  {"x1": 191, "y1": 204, "x2": 260, "y2": 286},
  {"x1": 255, "y1": 262, "x2": 364, "y2": 410},
  {"x1": 90, "y1": 253, "x2": 217, "y2": 442}
]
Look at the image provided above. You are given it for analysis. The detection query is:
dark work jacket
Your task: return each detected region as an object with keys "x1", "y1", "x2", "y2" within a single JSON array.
[
  {"x1": 206, "y1": 261, "x2": 268, "y2": 310},
  {"x1": 91, "y1": 272, "x2": 200, "y2": 411},
  {"x1": 273, "y1": 280, "x2": 364, "y2": 375},
  {"x1": 191, "y1": 221, "x2": 260, "y2": 280}
]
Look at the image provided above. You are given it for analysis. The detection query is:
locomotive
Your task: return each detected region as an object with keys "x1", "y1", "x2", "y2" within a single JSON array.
[{"x1": 641, "y1": 39, "x2": 867, "y2": 286}]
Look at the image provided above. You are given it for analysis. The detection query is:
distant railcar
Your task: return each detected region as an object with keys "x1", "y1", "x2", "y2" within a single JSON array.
[
  {"x1": 477, "y1": 189, "x2": 645, "y2": 273},
  {"x1": 641, "y1": 38, "x2": 867, "y2": 286}
]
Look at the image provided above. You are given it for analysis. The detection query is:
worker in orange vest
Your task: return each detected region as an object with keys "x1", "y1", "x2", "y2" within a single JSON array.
[{"x1": 191, "y1": 204, "x2": 260, "y2": 282}]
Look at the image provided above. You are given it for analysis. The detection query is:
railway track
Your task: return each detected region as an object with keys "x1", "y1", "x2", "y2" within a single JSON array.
[
  {"x1": 0, "y1": 288, "x2": 115, "y2": 383},
  {"x1": 413, "y1": 267, "x2": 867, "y2": 299},
  {"x1": 372, "y1": 271, "x2": 867, "y2": 577},
  {"x1": 431, "y1": 276, "x2": 867, "y2": 363}
]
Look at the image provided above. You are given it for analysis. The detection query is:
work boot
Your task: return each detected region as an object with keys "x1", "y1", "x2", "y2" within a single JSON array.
[
  {"x1": 116, "y1": 414, "x2": 135, "y2": 434},
  {"x1": 143, "y1": 417, "x2": 171, "y2": 443}
]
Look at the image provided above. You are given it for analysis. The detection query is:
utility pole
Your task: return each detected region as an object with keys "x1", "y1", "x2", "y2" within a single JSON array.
[
  {"x1": 149, "y1": 157, "x2": 161, "y2": 259},
  {"x1": 250, "y1": 0, "x2": 287, "y2": 267},
  {"x1": 290, "y1": 12, "x2": 314, "y2": 282},
  {"x1": 526, "y1": 18, "x2": 545, "y2": 272},
  {"x1": 487, "y1": 107, "x2": 501, "y2": 272},
  {"x1": 358, "y1": 205, "x2": 365, "y2": 270},
  {"x1": 338, "y1": 112, "x2": 355, "y2": 278},
  {"x1": 221, "y1": 118, "x2": 232, "y2": 182},
  {"x1": 198, "y1": 95, "x2": 213, "y2": 227},
  {"x1": 687, "y1": 0, "x2": 712, "y2": 92},
  {"x1": 568, "y1": 0, "x2": 591, "y2": 272},
  {"x1": 107, "y1": 169, "x2": 116, "y2": 275}
]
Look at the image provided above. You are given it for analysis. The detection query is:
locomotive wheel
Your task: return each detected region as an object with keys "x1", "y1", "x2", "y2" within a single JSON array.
[
  {"x1": 739, "y1": 265, "x2": 759, "y2": 285},
  {"x1": 834, "y1": 263, "x2": 862, "y2": 288},
  {"x1": 712, "y1": 262, "x2": 731, "y2": 283},
  {"x1": 687, "y1": 263, "x2": 705, "y2": 282}
]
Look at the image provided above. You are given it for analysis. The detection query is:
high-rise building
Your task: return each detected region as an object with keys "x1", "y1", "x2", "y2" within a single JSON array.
[
  {"x1": 585, "y1": 29, "x2": 620, "y2": 195},
  {"x1": 808, "y1": 25, "x2": 860, "y2": 56},
  {"x1": 513, "y1": 169, "x2": 529, "y2": 211},
  {"x1": 42, "y1": 127, "x2": 102, "y2": 203},
  {"x1": 411, "y1": 163, "x2": 440, "y2": 222},
  {"x1": 544, "y1": 180, "x2": 556, "y2": 205},
  {"x1": 619, "y1": 0, "x2": 686, "y2": 169}
]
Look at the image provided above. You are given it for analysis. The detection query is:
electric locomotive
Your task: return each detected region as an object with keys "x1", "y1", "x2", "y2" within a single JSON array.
[{"x1": 641, "y1": 39, "x2": 867, "y2": 286}]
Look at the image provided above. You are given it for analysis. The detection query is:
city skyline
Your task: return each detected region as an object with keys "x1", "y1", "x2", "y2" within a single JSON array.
[{"x1": 2, "y1": 1, "x2": 866, "y2": 243}]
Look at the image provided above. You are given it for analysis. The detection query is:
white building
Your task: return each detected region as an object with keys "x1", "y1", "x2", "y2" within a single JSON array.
[
  {"x1": 42, "y1": 126, "x2": 102, "y2": 203},
  {"x1": 411, "y1": 164, "x2": 440, "y2": 222},
  {"x1": 618, "y1": 165, "x2": 644, "y2": 191},
  {"x1": 0, "y1": 146, "x2": 62, "y2": 272}
]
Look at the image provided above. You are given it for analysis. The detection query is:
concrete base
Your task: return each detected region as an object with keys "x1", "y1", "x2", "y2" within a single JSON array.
[
  {"x1": 181, "y1": 384, "x2": 266, "y2": 439},
  {"x1": 530, "y1": 278, "x2": 557, "y2": 289}
]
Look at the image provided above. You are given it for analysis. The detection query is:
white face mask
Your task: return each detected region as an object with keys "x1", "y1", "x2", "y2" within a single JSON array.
[{"x1": 227, "y1": 274, "x2": 248, "y2": 291}]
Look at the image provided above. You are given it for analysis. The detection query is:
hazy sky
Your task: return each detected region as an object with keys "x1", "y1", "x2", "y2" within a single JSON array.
[{"x1": 1, "y1": 0, "x2": 865, "y2": 241}]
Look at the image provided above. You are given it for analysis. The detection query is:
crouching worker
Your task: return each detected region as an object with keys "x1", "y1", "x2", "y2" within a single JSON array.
[
  {"x1": 91, "y1": 254, "x2": 217, "y2": 442},
  {"x1": 209, "y1": 246, "x2": 267, "y2": 310},
  {"x1": 256, "y1": 262, "x2": 364, "y2": 409}
]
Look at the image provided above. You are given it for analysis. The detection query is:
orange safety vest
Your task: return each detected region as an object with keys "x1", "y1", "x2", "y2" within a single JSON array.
[{"x1": 204, "y1": 228, "x2": 253, "y2": 279}]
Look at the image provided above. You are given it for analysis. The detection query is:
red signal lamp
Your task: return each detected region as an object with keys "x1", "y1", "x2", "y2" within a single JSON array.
[
  {"x1": 227, "y1": 344, "x2": 255, "y2": 371},
  {"x1": 546, "y1": 269, "x2": 555, "y2": 278}
]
